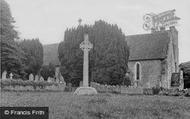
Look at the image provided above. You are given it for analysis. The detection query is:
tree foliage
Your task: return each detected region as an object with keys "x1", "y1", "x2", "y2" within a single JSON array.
[
  {"x1": 40, "y1": 63, "x2": 55, "y2": 81},
  {"x1": 58, "y1": 20, "x2": 129, "y2": 86},
  {"x1": 0, "y1": 0, "x2": 26, "y2": 78},
  {"x1": 180, "y1": 61, "x2": 190, "y2": 88},
  {"x1": 19, "y1": 39, "x2": 43, "y2": 77},
  {"x1": 0, "y1": 0, "x2": 18, "y2": 41}
]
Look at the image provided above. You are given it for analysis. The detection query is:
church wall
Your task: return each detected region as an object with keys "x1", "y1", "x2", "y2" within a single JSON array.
[
  {"x1": 168, "y1": 27, "x2": 179, "y2": 72},
  {"x1": 163, "y1": 37, "x2": 176, "y2": 88},
  {"x1": 128, "y1": 60, "x2": 162, "y2": 88}
]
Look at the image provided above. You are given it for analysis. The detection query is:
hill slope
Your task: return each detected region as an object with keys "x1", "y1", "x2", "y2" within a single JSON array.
[{"x1": 43, "y1": 43, "x2": 59, "y2": 66}]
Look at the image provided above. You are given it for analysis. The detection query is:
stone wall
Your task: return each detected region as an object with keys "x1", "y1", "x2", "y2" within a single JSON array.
[
  {"x1": 91, "y1": 82, "x2": 143, "y2": 94},
  {"x1": 0, "y1": 79, "x2": 66, "y2": 91},
  {"x1": 128, "y1": 60, "x2": 162, "y2": 88},
  {"x1": 161, "y1": 27, "x2": 179, "y2": 89}
]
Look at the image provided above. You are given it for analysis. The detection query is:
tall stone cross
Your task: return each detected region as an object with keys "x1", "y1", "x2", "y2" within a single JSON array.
[{"x1": 80, "y1": 34, "x2": 93, "y2": 87}]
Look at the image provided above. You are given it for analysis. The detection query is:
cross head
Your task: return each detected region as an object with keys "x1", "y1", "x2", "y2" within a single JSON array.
[{"x1": 80, "y1": 34, "x2": 93, "y2": 51}]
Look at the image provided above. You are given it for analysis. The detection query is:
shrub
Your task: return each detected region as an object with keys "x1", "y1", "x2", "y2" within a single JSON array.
[
  {"x1": 152, "y1": 86, "x2": 160, "y2": 94},
  {"x1": 143, "y1": 88, "x2": 153, "y2": 95},
  {"x1": 159, "y1": 88, "x2": 190, "y2": 97},
  {"x1": 143, "y1": 87, "x2": 161, "y2": 95}
]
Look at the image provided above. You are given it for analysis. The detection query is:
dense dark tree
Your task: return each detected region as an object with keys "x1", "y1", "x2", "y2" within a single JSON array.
[
  {"x1": 0, "y1": 0, "x2": 26, "y2": 79},
  {"x1": 180, "y1": 61, "x2": 190, "y2": 88},
  {"x1": 0, "y1": 0, "x2": 18, "y2": 41},
  {"x1": 58, "y1": 20, "x2": 129, "y2": 86},
  {"x1": 19, "y1": 39, "x2": 43, "y2": 77},
  {"x1": 40, "y1": 63, "x2": 55, "y2": 80}
]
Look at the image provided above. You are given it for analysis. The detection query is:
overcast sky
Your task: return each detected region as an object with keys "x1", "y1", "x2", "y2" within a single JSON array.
[{"x1": 6, "y1": 0, "x2": 190, "y2": 63}]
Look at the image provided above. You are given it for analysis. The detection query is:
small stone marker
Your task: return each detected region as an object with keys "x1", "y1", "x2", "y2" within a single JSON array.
[
  {"x1": 29, "y1": 74, "x2": 34, "y2": 81},
  {"x1": 47, "y1": 77, "x2": 52, "y2": 82},
  {"x1": 9, "y1": 73, "x2": 13, "y2": 79},
  {"x1": 74, "y1": 34, "x2": 97, "y2": 95},
  {"x1": 35, "y1": 75, "x2": 39, "y2": 82},
  {"x1": 47, "y1": 77, "x2": 54, "y2": 82},
  {"x1": 40, "y1": 76, "x2": 44, "y2": 81},
  {"x1": 2, "y1": 71, "x2": 7, "y2": 80}
]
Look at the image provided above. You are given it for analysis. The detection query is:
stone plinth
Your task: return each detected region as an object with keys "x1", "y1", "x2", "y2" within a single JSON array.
[{"x1": 74, "y1": 87, "x2": 97, "y2": 95}]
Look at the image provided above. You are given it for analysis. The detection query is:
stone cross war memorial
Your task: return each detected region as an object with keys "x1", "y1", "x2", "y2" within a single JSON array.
[{"x1": 74, "y1": 34, "x2": 98, "y2": 95}]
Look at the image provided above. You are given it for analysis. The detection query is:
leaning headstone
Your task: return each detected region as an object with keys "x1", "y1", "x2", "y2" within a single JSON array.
[
  {"x1": 29, "y1": 74, "x2": 34, "y2": 81},
  {"x1": 9, "y1": 73, "x2": 13, "y2": 79},
  {"x1": 40, "y1": 76, "x2": 44, "y2": 81},
  {"x1": 2, "y1": 71, "x2": 7, "y2": 80},
  {"x1": 35, "y1": 75, "x2": 39, "y2": 82},
  {"x1": 47, "y1": 77, "x2": 52, "y2": 82}
]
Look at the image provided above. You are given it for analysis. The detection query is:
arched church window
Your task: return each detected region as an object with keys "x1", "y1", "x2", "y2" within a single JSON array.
[{"x1": 135, "y1": 62, "x2": 141, "y2": 80}]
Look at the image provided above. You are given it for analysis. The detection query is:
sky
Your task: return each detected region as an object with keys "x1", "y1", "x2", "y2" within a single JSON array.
[{"x1": 6, "y1": 0, "x2": 190, "y2": 63}]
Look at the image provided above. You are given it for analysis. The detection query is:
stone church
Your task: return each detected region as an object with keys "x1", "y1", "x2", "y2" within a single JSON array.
[{"x1": 126, "y1": 26, "x2": 179, "y2": 89}]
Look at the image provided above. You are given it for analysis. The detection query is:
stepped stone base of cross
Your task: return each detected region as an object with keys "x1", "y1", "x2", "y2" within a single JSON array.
[{"x1": 74, "y1": 87, "x2": 97, "y2": 95}]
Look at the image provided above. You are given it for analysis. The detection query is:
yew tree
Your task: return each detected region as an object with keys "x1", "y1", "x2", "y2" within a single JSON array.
[{"x1": 58, "y1": 20, "x2": 129, "y2": 86}]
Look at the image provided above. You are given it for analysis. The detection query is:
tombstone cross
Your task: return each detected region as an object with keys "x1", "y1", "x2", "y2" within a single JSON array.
[
  {"x1": 10, "y1": 73, "x2": 13, "y2": 79},
  {"x1": 80, "y1": 34, "x2": 93, "y2": 87}
]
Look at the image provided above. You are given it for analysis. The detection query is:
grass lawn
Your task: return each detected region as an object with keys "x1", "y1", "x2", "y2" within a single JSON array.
[{"x1": 0, "y1": 91, "x2": 190, "y2": 119}]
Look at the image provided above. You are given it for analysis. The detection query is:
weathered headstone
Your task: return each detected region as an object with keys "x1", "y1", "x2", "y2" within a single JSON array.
[
  {"x1": 29, "y1": 74, "x2": 34, "y2": 81},
  {"x1": 35, "y1": 75, "x2": 39, "y2": 82},
  {"x1": 74, "y1": 34, "x2": 97, "y2": 95},
  {"x1": 9, "y1": 73, "x2": 13, "y2": 79},
  {"x1": 2, "y1": 71, "x2": 7, "y2": 80},
  {"x1": 40, "y1": 76, "x2": 44, "y2": 81},
  {"x1": 47, "y1": 77, "x2": 52, "y2": 82}
]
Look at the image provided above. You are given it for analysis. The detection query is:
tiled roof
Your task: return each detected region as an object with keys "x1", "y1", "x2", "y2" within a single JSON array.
[{"x1": 126, "y1": 31, "x2": 170, "y2": 61}]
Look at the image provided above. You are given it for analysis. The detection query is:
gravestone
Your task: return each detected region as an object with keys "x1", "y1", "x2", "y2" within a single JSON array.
[
  {"x1": 47, "y1": 77, "x2": 52, "y2": 82},
  {"x1": 29, "y1": 74, "x2": 34, "y2": 81},
  {"x1": 2, "y1": 71, "x2": 7, "y2": 80},
  {"x1": 74, "y1": 34, "x2": 97, "y2": 95},
  {"x1": 9, "y1": 73, "x2": 13, "y2": 79},
  {"x1": 35, "y1": 75, "x2": 39, "y2": 82},
  {"x1": 40, "y1": 76, "x2": 44, "y2": 81}
]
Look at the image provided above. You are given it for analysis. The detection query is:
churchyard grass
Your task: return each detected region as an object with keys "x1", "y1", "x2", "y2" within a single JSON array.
[{"x1": 1, "y1": 91, "x2": 190, "y2": 119}]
